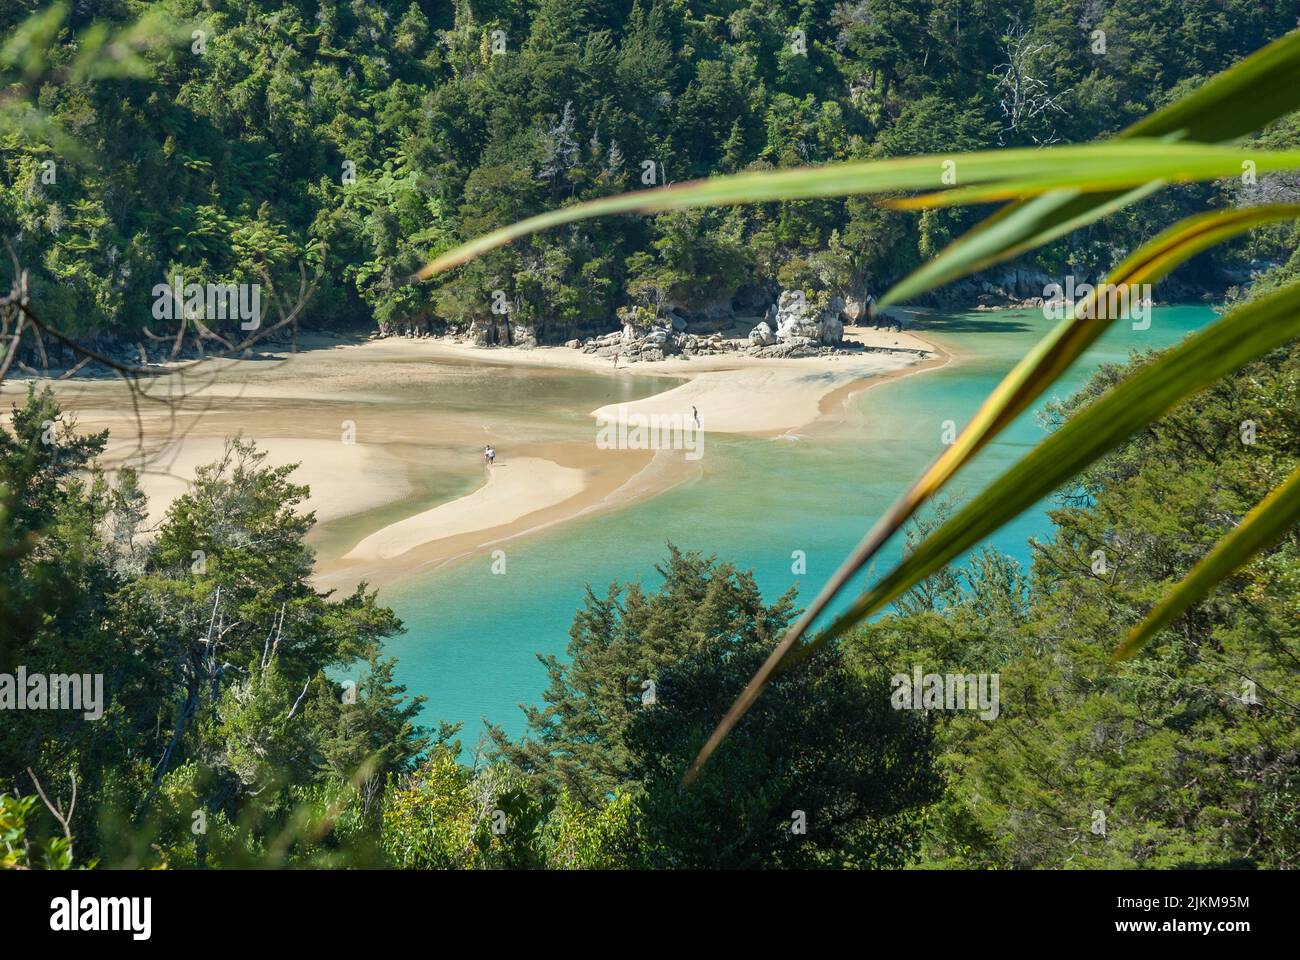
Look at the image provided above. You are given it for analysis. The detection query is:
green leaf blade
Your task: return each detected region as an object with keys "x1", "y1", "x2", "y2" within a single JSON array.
[
  {"x1": 415, "y1": 142, "x2": 1300, "y2": 280},
  {"x1": 823, "y1": 280, "x2": 1300, "y2": 643},
  {"x1": 1113, "y1": 465, "x2": 1300, "y2": 661}
]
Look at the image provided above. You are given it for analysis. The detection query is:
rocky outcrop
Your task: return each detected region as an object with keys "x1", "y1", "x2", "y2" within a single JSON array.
[
  {"x1": 509, "y1": 322, "x2": 538, "y2": 348},
  {"x1": 576, "y1": 304, "x2": 713, "y2": 362},
  {"x1": 770, "y1": 290, "x2": 844, "y2": 346},
  {"x1": 747, "y1": 338, "x2": 840, "y2": 359},
  {"x1": 931, "y1": 264, "x2": 1085, "y2": 311},
  {"x1": 584, "y1": 317, "x2": 673, "y2": 361},
  {"x1": 467, "y1": 317, "x2": 496, "y2": 346},
  {"x1": 579, "y1": 321, "x2": 752, "y2": 362},
  {"x1": 841, "y1": 292, "x2": 869, "y2": 324},
  {"x1": 748, "y1": 321, "x2": 776, "y2": 346},
  {"x1": 574, "y1": 289, "x2": 861, "y2": 363},
  {"x1": 871, "y1": 303, "x2": 909, "y2": 329},
  {"x1": 464, "y1": 315, "x2": 535, "y2": 346}
]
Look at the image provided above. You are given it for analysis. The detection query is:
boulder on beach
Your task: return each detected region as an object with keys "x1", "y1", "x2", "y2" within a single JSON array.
[
  {"x1": 773, "y1": 290, "x2": 844, "y2": 345},
  {"x1": 749, "y1": 337, "x2": 826, "y2": 359},
  {"x1": 748, "y1": 321, "x2": 777, "y2": 346}
]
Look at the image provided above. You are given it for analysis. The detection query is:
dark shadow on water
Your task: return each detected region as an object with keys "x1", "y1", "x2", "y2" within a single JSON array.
[
  {"x1": 7, "y1": 347, "x2": 306, "y2": 384},
  {"x1": 909, "y1": 315, "x2": 1035, "y2": 334}
]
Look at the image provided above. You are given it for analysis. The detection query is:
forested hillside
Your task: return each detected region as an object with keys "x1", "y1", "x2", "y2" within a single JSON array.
[{"x1": 4, "y1": 0, "x2": 1300, "y2": 345}]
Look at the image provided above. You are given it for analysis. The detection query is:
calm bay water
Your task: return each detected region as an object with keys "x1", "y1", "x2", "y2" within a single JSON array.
[{"x1": 378, "y1": 305, "x2": 1217, "y2": 744}]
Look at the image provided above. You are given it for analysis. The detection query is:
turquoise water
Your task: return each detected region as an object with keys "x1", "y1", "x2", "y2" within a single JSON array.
[{"x1": 379, "y1": 305, "x2": 1217, "y2": 744}]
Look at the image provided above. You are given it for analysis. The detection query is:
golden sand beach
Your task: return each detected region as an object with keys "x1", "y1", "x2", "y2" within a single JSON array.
[{"x1": 4, "y1": 323, "x2": 945, "y2": 587}]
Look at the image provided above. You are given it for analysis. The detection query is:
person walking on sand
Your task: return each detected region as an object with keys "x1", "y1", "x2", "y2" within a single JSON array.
[
  {"x1": 484, "y1": 444, "x2": 495, "y2": 466},
  {"x1": 612, "y1": 351, "x2": 619, "y2": 370},
  {"x1": 692, "y1": 405, "x2": 701, "y2": 429}
]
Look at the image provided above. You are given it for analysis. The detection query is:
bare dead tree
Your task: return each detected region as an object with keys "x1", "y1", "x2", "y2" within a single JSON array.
[
  {"x1": 1078, "y1": 0, "x2": 1108, "y2": 31},
  {"x1": 992, "y1": 17, "x2": 1071, "y2": 146},
  {"x1": 1234, "y1": 171, "x2": 1300, "y2": 207},
  {"x1": 2, "y1": 239, "x2": 322, "y2": 494}
]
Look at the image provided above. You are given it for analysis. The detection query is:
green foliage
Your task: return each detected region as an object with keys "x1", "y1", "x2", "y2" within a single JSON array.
[
  {"x1": 629, "y1": 635, "x2": 941, "y2": 868},
  {"x1": 8, "y1": 0, "x2": 1296, "y2": 343},
  {"x1": 0, "y1": 385, "x2": 125, "y2": 851},
  {"x1": 380, "y1": 747, "x2": 551, "y2": 870},
  {"x1": 480, "y1": 546, "x2": 939, "y2": 868},
  {"x1": 0, "y1": 388, "x2": 424, "y2": 869},
  {"x1": 860, "y1": 338, "x2": 1300, "y2": 869},
  {"x1": 536, "y1": 789, "x2": 640, "y2": 869},
  {"x1": 488, "y1": 545, "x2": 797, "y2": 804},
  {"x1": 0, "y1": 792, "x2": 79, "y2": 869}
]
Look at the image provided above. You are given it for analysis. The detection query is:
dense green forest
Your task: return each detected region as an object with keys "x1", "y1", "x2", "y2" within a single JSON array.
[{"x1": 4, "y1": 0, "x2": 1300, "y2": 346}]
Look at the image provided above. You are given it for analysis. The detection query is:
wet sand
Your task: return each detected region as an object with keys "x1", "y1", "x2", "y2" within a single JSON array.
[{"x1": 5, "y1": 322, "x2": 946, "y2": 586}]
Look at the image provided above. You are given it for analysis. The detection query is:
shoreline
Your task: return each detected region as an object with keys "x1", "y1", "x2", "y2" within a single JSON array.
[
  {"x1": 318, "y1": 322, "x2": 952, "y2": 589},
  {"x1": 7, "y1": 321, "x2": 951, "y2": 589}
]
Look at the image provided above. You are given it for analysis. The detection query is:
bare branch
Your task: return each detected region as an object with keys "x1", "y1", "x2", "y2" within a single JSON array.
[{"x1": 26, "y1": 767, "x2": 76, "y2": 858}]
